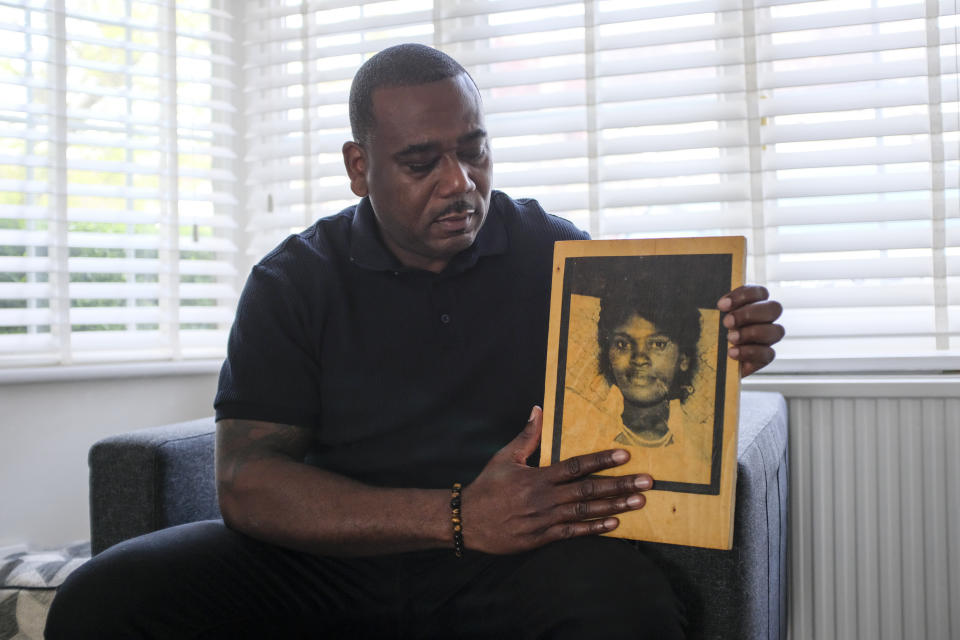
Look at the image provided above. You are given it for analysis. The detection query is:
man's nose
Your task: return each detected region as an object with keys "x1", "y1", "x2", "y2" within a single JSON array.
[
  {"x1": 631, "y1": 345, "x2": 650, "y2": 363},
  {"x1": 437, "y1": 154, "x2": 475, "y2": 196}
]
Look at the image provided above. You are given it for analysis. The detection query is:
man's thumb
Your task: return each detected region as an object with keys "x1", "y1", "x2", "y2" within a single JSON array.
[{"x1": 506, "y1": 406, "x2": 542, "y2": 463}]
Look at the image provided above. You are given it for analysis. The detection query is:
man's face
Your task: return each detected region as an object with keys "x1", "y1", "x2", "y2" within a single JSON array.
[
  {"x1": 343, "y1": 74, "x2": 492, "y2": 272},
  {"x1": 607, "y1": 314, "x2": 689, "y2": 408}
]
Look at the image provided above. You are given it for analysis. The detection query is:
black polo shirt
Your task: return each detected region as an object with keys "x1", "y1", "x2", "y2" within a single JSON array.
[{"x1": 214, "y1": 190, "x2": 588, "y2": 489}]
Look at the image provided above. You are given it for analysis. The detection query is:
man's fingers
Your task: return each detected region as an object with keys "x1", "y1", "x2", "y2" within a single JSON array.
[
  {"x1": 554, "y1": 491, "x2": 647, "y2": 523},
  {"x1": 722, "y1": 299, "x2": 783, "y2": 330},
  {"x1": 539, "y1": 517, "x2": 622, "y2": 543},
  {"x1": 550, "y1": 448, "x2": 631, "y2": 482},
  {"x1": 727, "y1": 322, "x2": 786, "y2": 347},
  {"x1": 557, "y1": 473, "x2": 652, "y2": 503},
  {"x1": 717, "y1": 284, "x2": 769, "y2": 311},
  {"x1": 500, "y1": 406, "x2": 543, "y2": 464},
  {"x1": 728, "y1": 345, "x2": 776, "y2": 376},
  {"x1": 716, "y1": 284, "x2": 784, "y2": 378}
]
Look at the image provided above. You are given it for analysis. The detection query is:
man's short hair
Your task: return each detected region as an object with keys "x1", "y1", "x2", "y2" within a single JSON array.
[
  {"x1": 596, "y1": 280, "x2": 702, "y2": 403},
  {"x1": 349, "y1": 43, "x2": 474, "y2": 145}
]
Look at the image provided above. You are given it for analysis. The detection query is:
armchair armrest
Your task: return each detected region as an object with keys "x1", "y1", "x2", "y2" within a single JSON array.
[{"x1": 89, "y1": 417, "x2": 219, "y2": 555}]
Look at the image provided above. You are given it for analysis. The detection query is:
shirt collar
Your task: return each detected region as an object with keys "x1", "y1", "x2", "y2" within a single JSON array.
[
  {"x1": 348, "y1": 194, "x2": 508, "y2": 275},
  {"x1": 348, "y1": 197, "x2": 400, "y2": 271}
]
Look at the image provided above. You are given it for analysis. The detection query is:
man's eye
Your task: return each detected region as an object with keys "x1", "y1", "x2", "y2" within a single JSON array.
[
  {"x1": 459, "y1": 148, "x2": 486, "y2": 162},
  {"x1": 407, "y1": 159, "x2": 438, "y2": 173},
  {"x1": 613, "y1": 339, "x2": 630, "y2": 352},
  {"x1": 650, "y1": 339, "x2": 670, "y2": 351}
]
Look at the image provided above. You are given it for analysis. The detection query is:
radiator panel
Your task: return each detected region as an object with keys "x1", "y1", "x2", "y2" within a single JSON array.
[{"x1": 788, "y1": 397, "x2": 960, "y2": 640}]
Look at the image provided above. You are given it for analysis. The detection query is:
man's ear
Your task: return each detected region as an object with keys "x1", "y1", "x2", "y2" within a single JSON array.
[
  {"x1": 342, "y1": 141, "x2": 369, "y2": 197},
  {"x1": 679, "y1": 353, "x2": 690, "y2": 372}
]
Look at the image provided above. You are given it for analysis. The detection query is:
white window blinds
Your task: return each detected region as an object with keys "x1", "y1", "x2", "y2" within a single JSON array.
[
  {"x1": 244, "y1": 0, "x2": 960, "y2": 363},
  {"x1": 4, "y1": 1, "x2": 956, "y2": 369},
  {"x1": 0, "y1": 0, "x2": 237, "y2": 367},
  {"x1": 243, "y1": 0, "x2": 437, "y2": 259}
]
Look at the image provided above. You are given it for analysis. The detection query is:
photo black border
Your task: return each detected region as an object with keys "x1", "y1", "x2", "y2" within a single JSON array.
[{"x1": 549, "y1": 254, "x2": 732, "y2": 495}]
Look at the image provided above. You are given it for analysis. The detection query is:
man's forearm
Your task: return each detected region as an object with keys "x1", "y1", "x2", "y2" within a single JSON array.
[
  {"x1": 215, "y1": 412, "x2": 654, "y2": 558},
  {"x1": 218, "y1": 455, "x2": 451, "y2": 557},
  {"x1": 215, "y1": 418, "x2": 452, "y2": 557}
]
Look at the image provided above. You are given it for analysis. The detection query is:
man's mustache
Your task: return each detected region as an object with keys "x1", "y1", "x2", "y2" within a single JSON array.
[{"x1": 440, "y1": 200, "x2": 475, "y2": 216}]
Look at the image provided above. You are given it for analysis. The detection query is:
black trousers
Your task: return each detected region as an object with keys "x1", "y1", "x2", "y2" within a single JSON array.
[{"x1": 45, "y1": 520, "x2": 686, "y2": 639}]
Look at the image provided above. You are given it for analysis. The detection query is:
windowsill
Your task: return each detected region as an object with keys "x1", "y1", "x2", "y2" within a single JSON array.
[
  {"x1": 3, "y1": 355, "x2": 960, "y2": 392},
  {"x1": 741, "y1": 353, "x2": 960, "y2": 397},
  {"x1": 755, "y1": 353, "x2": 960, "y2": 375},
  {"x1": 743, "y1": 373, "x2": 960, "y2": 397},
  {"x1": 0, "y1": 359, "x2": 223, "y2": 385}
]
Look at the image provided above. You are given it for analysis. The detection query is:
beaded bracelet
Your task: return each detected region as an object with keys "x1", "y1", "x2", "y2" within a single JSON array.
[{"x1": 450, "y1": 482, "x2": 464, "y2": 558}]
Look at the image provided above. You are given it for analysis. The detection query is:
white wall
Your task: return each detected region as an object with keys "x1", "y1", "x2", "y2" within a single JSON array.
[
  {"x1": 0, "y1": 371, "x2": 219, "y2": 548},
  {"x1": 3, "y1": 372, "x2": 957, "y2": 554}
]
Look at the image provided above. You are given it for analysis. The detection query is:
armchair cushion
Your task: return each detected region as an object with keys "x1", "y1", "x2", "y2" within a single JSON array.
[{"x1": 1, "y1": 542, "x2": 90, "y2": 639}]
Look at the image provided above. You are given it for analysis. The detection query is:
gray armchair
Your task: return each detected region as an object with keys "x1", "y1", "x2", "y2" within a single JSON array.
[{"x1": 88, "y1": 391, "x2": 788, "y2": 640}]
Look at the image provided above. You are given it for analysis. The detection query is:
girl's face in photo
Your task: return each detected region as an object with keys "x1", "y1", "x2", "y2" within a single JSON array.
[{"x1": 607, "y1": 313, "x2": 689, "y2": 407}]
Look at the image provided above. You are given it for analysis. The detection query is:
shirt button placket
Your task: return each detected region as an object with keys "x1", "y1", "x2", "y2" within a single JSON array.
[{"x1": 432, "y1": 280, "x2": 458, "y2": 350}]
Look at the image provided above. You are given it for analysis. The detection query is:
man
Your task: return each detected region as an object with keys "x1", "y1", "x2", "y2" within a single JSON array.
[{"x1": 47, "y1": 44, "x2": 783, "y2": 639}]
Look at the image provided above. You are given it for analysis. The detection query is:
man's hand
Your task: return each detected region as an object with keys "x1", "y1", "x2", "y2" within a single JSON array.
[
  {"x1": 462, "y1": 407, "x2": 652, "y2": 555},
  {"x1": 717, "y1": 285, "x2": 785, "y2": 377}
]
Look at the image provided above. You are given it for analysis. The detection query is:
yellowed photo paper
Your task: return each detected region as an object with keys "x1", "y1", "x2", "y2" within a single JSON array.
[{"x1": 539, "y1": 237, "x2": 746, "y2": 549}]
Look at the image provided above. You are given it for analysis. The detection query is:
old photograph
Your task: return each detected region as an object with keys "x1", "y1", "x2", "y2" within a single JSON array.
[{"x1": 548, "y1": 251, "x2": 733, "y2": 494}]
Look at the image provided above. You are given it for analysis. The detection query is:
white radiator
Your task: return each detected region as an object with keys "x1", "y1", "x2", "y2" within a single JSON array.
[{"x1": 787, "y1": 396, "x2": 960, "y2": 640}]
